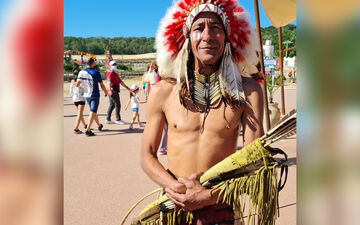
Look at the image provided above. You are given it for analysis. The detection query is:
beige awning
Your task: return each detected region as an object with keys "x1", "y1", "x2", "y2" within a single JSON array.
[{"x1": 259, "y1": 0, "x2": 296, "y2": 28}]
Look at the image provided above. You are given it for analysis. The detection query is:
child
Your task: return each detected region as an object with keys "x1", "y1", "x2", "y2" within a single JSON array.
[
  {"x1": 125, "y1": 84, "x2": 146, "y2": 129},
  {"x1": 69, "y1": 69, "x2": 87, "y2": 134}
]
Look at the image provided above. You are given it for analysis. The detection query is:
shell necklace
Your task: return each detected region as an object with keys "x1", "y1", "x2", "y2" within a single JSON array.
[
  {"x1": 193, "y1": 71, "x2": 222, "y2": 109},
  {"x1": 192, "y1": 71, "x2": 222, "y2": 133}
]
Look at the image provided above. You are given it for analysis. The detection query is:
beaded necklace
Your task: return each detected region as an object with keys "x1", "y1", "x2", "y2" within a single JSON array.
[
  {"x1": 193, "y1": 71, "x2": 222, "y2": 109},
  {"x1": 192, "y1": 71, "x2": 224, "y2": 133}
]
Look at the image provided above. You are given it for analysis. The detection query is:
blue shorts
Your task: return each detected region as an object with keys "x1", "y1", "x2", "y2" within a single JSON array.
[
  {"x1": 86, "y1": 97, "x2": 100, "y2": 113},
  {"x1": 132, "y1": 108, "x2": 139, "y2": 113}
]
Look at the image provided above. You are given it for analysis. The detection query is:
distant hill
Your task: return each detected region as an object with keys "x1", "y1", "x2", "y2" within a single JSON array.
[
  {"x1": 64, "y1": 37, "x2": 155, "y2": 55},
  {"x1": 64, "y1": 24, "x2": 296, "y2": 57}
]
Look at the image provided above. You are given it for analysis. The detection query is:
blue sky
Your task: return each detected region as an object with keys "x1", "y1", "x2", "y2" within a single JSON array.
[{"x1": 64, "y1": 0, "x2": 296, "y2": 37}]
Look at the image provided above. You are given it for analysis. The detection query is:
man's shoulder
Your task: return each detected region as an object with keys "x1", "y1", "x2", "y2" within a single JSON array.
[
  {"x1": 242, "y1": 76, "x2": 263, "y2": 106},
  {"x1": 242, "y1": 76, "x2": 262, "y2": 95},
  {"x1": 106, "y1": 70, "x2": 114, "y2": 77},
  {"x1": 86, "y1": 68, "x2": 100, "y2": 75},
  {"x1": 148, "y1": 79, "x2": 176, "y2": 99}
]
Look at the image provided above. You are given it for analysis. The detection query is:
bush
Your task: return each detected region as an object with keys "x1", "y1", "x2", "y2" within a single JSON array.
[
  {"x1": 118, "y1": 63, "x2": 130, "y2": 71},
  {"x1": 64, "y1": 60, "x2": 79, "y2": 72}
]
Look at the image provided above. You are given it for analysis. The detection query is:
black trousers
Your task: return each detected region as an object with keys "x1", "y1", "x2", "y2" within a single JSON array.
[{"x1": 106, "y1": 92, "x2": 121, "y2": 121}]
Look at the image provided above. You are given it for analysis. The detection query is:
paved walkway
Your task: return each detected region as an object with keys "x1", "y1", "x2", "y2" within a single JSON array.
[{"x1": 64, "y1": 87, "x2": 296, "y2": 225}]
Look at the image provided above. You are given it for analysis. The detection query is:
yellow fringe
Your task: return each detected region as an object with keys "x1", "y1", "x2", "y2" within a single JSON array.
[{"x1": 135, "y1": 139, "x2": 280, "y2": 225}]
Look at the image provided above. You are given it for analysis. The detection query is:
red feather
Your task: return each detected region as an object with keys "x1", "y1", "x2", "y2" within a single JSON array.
[{"x1": 163, "y1": 0, "x2": 252, "y2": 62}]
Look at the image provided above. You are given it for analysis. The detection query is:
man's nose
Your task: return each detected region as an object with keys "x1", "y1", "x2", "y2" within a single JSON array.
[{"x1": 202, "y1": 26, "x2": 213, "y2": 42}]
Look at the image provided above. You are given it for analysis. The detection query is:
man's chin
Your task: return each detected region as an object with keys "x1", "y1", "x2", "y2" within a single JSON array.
[{"x1": 199, "y1": 56, "x2": 220, "y2": 65}]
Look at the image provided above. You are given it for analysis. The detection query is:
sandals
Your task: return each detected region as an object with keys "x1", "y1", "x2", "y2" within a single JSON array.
[
  {"x1": 98, "y1": 124, "x2": 103, "y2": 131},
  {"x1": 74, "y1": 129, "x2": 83, "y2": 134}
]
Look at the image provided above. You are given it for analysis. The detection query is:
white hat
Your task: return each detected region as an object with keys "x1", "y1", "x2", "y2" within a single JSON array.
[
  {"x1": 109, "y1": 60, "x2": 117, "y2": 66},
  {"x1": 131, "y1": 84, "x2": 139, "y2": 91}
]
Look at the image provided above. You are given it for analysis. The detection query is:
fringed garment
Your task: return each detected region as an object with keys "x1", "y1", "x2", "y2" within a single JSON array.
[{"x1": 132, "y1": 139, "x2": 287, "y2": 225}]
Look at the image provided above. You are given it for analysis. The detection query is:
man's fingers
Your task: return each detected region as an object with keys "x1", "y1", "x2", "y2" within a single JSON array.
[
  {"x1": 178, "y1": 177, "x2": 192, "y2": 187},
  {"x1": 165, "y1": 188, "x2": 185, "y2": 207},
  {"x1": 172, "y1": 182, "x2": 186, "y2": 194},
  {"x1": 189, "y1": 172, "x2": 204, "y2": 180},
  {"x1": 165, "y1": 187, "x2": 185, "y2": 201},
  {"x1": 165, "y1": 193, "x2": 184, "y2": 208}
]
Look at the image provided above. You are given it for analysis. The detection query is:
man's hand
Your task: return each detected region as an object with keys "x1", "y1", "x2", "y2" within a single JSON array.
[
  {"x1": 104, "y1": 90, "x2": 108, "y2": 97},
  {"x1": 165, "y1": 172, "x2": 213, "y2": 211},
  {"x1": 168, "y1": 180, "x2": 187, "y2": 194}
]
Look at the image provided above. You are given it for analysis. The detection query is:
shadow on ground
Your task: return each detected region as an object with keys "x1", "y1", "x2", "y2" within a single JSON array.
[
  {"x1": 94, "y1": 128, "x2": 144, "y2": 136},
  {"x1": 64, "y1": 114, "x2": 107, "y2": 118}
]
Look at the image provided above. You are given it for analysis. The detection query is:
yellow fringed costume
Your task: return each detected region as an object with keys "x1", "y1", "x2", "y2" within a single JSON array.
[{"x1": 132, "y1": 139, "x2": 288, "y2": 225}]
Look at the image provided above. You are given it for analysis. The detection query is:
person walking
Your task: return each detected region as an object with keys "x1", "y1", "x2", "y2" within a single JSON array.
[
  {"x1": 144, "y1": 61, "x2": 160, "y2": 100},
  {"x1": 69, "y1": 69, "x2": 87, "y2": 134},
  {"x1": 124, "y1": 84, "x2": 146, "y2": 129},
  {"x1": 75, "y1": 58, "x2": 108, "y2": 136},
  {"x1": 105, "y1": 60, "x2": 132, "y2": 125}
]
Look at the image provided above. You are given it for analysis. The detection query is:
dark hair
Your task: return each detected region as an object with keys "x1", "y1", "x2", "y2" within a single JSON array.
[
  {"x1": 72, "y1": 69, "x2": 79, "y2": 81},
  {"x1": 175, "y1": 45, "x2": 241, "y2": 108},
  {"x1": 73, "y1": 69, "x2": 79, "y2": 76},
  {"x1": 146, "y1": 62, "x2": 151, "y2": 72},
  {"x1": 86, "y1": 57, "x2": 95, "y2": 66}
]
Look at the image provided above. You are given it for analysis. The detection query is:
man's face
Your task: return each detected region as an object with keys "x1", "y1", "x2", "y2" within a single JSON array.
[{"x1": 190, "y1": 12, "x2": 225, "y2": 66}]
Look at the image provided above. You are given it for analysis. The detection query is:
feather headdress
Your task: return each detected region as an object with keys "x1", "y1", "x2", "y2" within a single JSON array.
[{"x1": 156, "y1": 0, "x2": 260, "y2": 103}]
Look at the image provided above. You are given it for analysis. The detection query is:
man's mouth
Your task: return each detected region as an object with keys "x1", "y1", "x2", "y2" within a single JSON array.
[{"x1": 201, "y1": 46, "x2": 217, "y2": 50}]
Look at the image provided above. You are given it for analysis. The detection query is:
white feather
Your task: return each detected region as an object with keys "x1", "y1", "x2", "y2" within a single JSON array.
[{"x1": 219, "y1": 42, "x2": 245, "y2": 103}]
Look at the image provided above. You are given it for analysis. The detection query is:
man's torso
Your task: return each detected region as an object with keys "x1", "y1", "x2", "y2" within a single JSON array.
[
  {"x1": 107, "y1": 70, "x2": 121, "y2": 92},
  {"x1": 85, "y1": 68, "x2": 101, "y2": 98},
  {"x1": 162, "y1": 82, "x2": 244, "y2": 177}
]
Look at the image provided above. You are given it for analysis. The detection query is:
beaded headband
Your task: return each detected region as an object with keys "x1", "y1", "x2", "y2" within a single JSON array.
[{"x1": 183, "y1": 3, "x2": 230, "y2": 37}]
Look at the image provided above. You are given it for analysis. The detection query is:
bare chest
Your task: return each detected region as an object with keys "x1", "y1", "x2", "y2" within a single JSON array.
[{"x1": 164, "y1": 94, "x2": 243, "y2": 135}]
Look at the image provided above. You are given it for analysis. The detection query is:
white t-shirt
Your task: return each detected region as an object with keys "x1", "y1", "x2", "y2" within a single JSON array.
[
  {"x1": 131, "y1": 94, "x2": 139, "y2": 109},
  {"x1": 69, "y1": 83, "x2": 85, "y2": 102}
]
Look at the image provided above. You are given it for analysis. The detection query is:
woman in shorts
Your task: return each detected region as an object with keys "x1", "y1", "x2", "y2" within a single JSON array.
[{"x1": 70, "y1": 69, "x2": 87, "y2": 134}]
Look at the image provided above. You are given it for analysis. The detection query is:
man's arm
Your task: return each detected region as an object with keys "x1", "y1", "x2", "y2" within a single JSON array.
[
  {"x1": 120, "y1": 80, "x2": 131, "y2": 91},
  {"x1": 107, "y1": 77, "x2": 113, "y2": 96},
  {"x1": 97, "y1": 72, "x2": 107, "y2": 96},
  {"x1": 241, "y1": 77, "x2": 264, "y2": 146},
  {"x1": 99, "y1": 82, "x2": 108, "y2": 96},
  {"x1": 140, "y1": 81, "x2": 186, "y2": 193}
]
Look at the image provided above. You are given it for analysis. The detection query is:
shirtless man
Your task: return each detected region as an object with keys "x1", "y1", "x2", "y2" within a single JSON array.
[{"x1": 141, "y1": 0, "x2": 263, "y2": 223}]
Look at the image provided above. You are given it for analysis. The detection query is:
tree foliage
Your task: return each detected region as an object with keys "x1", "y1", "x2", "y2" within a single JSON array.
[
  {"x1": 261, "y1": 24, "x2": 296, "y2": 58},
  {"x1": 64, "y1": 37, "x2": 155, "y2": 55},
  {"x1": 64, "y1": 59, "x2": 80, "y2": 72},
  {"x1": 64, "y1": 24, "x2": 296, "y2": 57}
]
